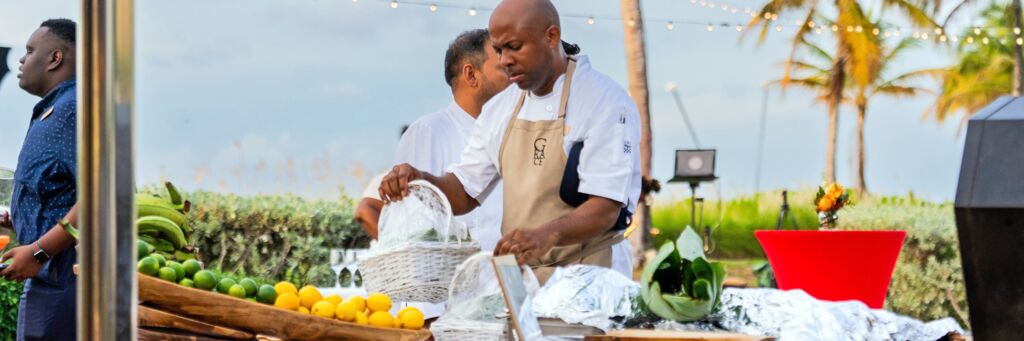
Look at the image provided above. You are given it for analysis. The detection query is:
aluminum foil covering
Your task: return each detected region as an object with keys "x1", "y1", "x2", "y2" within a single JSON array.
[
  {"x1": 708, "y1": 288, "x2": 964, "y2": 340},
  {"x1": 529, "y1": 266, "x2": 961, "y2": 340},
  {"x1": 531, "y1": 265, "x2": 642, "y2": 331}
]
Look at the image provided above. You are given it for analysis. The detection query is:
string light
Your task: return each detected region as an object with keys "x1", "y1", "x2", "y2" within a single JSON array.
[
  {"x1": 940, "y1": 35, "x2": 947, "y2": 42},
  {"x1": 974, "y1": 27, "x2": 982, "y2": 35},
  {"x1": 775, "y1": 24, "x2": 782, "y2": 32},
  {"x1": 721, "y1": 4, "x2": 728, "y2": 10},
  {"x1": 735, "y1": 24, "x2": 743, "y2": 32},
  {"x1": 967, "y1": 36, "x2": 974, "y2": 44},
  {"x1": 731, "y1": 7, "x2": 738, "y2": 13},
  {"x1": 808, "y1": 21, "x2": 815, "y2": 28},
  {"x1": 764, "y1": 12, "x2": 771, "y2": 20},
  {"x1": 921, "y1": 33, "x2": 929, "y2": 40},
  {"x1": 744, "y1": 7, "x2": 751, "y2": 13},
  {"x1": 983, "y1": 37, "x2": 990, "y2": 44},
  {"x1": 951, "y1": 35, "x2": 959, "y2": 43},
  {"x1": 429, "y1": 3, "x2": 437, "y2": 11},
  {"x1": 666, "y1": 21, "x2": 674, "y2": 30},
  {"x1": 883, "y1": 30, "x2": 891, "y2": 37},
  {"x1": 707, "y1": 23, "x2": 714, "y2": 31},
  {"x1": 468, "y1": 8, "x2": 476, "y2": 16},
  {"x1": 895, "y1": 29, "x2": 901, "y2": 37},
  {"x1": 587, "y1": 16, "x2": 595, "y2": 25},
  {"x1": 831, "y1": 24, "x2": 839, "y2": 32},
  {"x1": 390, "y1": 0, "x2": 398, "y2": 8},
  {"x1": 912, "y1": 31, "x2": 921, "y2": 38},
  {"x1": 934, "y1": 28, "x2": 943, "y2": 35},
  {"x1": 872, "y1": 28, "x2": 880, "y2": 35},
  {"x1": 815, "y1": 28, "x2": 823, "y2": 35},
  {"x1": 847, "y1": 26, "x2": 854, "y2": 32},
  {"x1": 1016, "y1": 27, "x2": 1022, "y2": 35},
  {"x1": 771, "y1": 13, "x2": 779, "y2": 21},
  {"x1": 1018, "y1": 37, "x2": 1023, "y2": 45}
]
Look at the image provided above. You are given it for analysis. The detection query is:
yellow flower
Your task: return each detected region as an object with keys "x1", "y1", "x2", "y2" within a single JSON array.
[
  {"x1": 817, "y1": 194, "x2": 836, "y2": 212},
  {"x1": 826, "y1": 183, "x2": 845, "y2": 198}
]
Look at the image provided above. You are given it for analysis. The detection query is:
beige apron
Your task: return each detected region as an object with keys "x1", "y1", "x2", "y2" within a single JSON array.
[{"x1": 497, "y1": 58, "x2": 623, "y2": 284}]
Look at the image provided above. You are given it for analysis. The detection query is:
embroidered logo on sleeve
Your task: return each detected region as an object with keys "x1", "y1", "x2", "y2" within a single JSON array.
[{"x1": 623, "y1": 140, "x2": 632, "y2": 155}]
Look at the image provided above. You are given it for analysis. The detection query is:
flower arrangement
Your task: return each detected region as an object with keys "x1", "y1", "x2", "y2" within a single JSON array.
[{"x1": 814, "y1": 182, "x2": 850, "y2": 230}]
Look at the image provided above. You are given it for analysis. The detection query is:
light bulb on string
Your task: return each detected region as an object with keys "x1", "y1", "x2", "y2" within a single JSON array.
[
  {"x1": 744, "y1": 7, "x2": 751, "y2": 13},
  {"x1": 775, "y1": 24, "x2": 782, "y2": 32},
  {"x1": 982, "y1": 37, "x2": 989, "y2": 44},
  {"x1": 795, "y1": 19, "x2": 803, "y2": 26},
  {"x1": 587, "y1": 16, "x2": 595, "y2": 25},
  {"x1": 700, "y1": 0, "x2": 707, "y2": 5},
  {"x1": 390, "y1": 0, "x2": 398, "y2": 9},
  {"x1": 731, "y1": 7, "x2": 738, "y2": 13},
  {"x1": 847, "y1": 26, "x2": 854, "y2": 32},
  {"x1": 808, "y1": 21, "x2": 815, "y2": 28},
  {"x1": 352, "y1": 0, "x2": 358, "y2": 2},
  {"x1": 855, "y1": 25, "x2": 863, "y2": 32},
  {"x1": 894, "y1": 29, "x2": 901, "y2": 37},
  {"x1": 883, "y1": 30, "x2": 891, "y2": 37},
  {"x1": 815, "y1": 28, "x2": 823, "y2": 34},
  {"x1": 1001, "y1": 37, "x2": 1008, "y2": 45},
  {"x1": 974, "y1": 27, "x2": 982, "y2": 35},
  {"x1": 666, "y1": 21, "x2": 674, "y2": 30},
  {"x1": 429, "y1": 4, "x2": 437, "y2": 11},
  {"x1": 721, "y1": 4, "x2": 728, "y2": 10},
  {"x1": 951, "y1": 35, "x2": 959, "y2": 42},
  {"x1": 967, "y1": 36, "x2": 974, "y2": 44},
  {"x1": 940, "y1": 35, "x2": 947, "y2": 42},
  {"x1": 922, "y1": 33, "x2": 929, "y2": 40},
  {"x1": 1017, "y1": 37, "x2": 1023, "y2": 45},
  {"x1": 469, "y1": 8, "x2": 477, "y2": 16},
  {"x1": 771, "y1": 13, "x2": 779, "y2": 21},
  {"x1": 912, "y1": 31, "x2": 920, "y2": 38},
  {"x1": 1016, "y1": 27, "x2": 1022, "y2": 35},
  {"x1": 736, "y1": 24, "x2": 743, "y2": 32},
  {"x1": 934, "y1": 28, "x2": 943, "y2": 35},
  {"x1": 831, "y1": 24, "x2": 839, "y2": 32},
  {"x1": 763, "y1": 12, "x2": 771, "y2": 20},
  {"x1": 627, "y1": 19, "x2": 636, "y2": 27},
  {"x1": 708, "y1": 2, "x2": 715, "y2": 8},
  {"x1": 872, "y1": 28, "x2": 880, "y2": 35},
  {"x1": 707, "y1": 23, "x2": 714, "y2": 32}
]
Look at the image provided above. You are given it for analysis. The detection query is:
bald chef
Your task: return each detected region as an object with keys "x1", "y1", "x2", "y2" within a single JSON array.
[{"x1": 380, "y1": 0, "x2": 641, "y2": 283}]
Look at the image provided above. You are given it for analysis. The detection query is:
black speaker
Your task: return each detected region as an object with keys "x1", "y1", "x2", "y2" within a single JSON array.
[{"x1": 669, "y1": 149, "x2": 717, "y2": 183}]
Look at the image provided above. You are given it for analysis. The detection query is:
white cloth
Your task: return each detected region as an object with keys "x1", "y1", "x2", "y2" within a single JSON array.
[
  {"x1": 361, "y1": 173, "x2": 386, "y2": 200},
  {"x1": 611, "y1": 240, "x2": 633, "y2": 279},
  {"x1": 395, "y1": 101, "x2": 503, "y2": 252},
  {"x1": 452, "y1": 55, "x2": 642, "y2": 216}
]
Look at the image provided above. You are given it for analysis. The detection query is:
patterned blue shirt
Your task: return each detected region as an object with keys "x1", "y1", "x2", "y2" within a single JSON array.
[{"x1": 11, "y1": 79, "x2": 77, "y2": 246}]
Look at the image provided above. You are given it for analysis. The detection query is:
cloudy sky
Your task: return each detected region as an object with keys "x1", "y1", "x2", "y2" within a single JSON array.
[{"x1": 1, "y1": 0, "x2": 975, "y2": 202}]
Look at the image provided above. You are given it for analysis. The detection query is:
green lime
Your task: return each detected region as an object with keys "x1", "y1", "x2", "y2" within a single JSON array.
[
  {"x1": 149, "y1": 253, "x2": 166, "y2": 268},
  {"x1": 193, "y1": 270, "x2": 217, "y2": 291},
  {"x1": 157, "y1": 267, "x2": 177, "y2": 282},
  {"x1": 256, "y1": 284, "x2": 277, "y2": 304},
  {"x1": 166, "y1": 261, "x2": 185, "y2": 282},
  {"x1": 179, "y1": 278, "x2": 195, "y2": 288},
  {"x1": 217, "y1": 278, "x2": 237, "y2": 294},
  {"x1": 239, "y1": 278, "x2": 258, "y2": 298},
  {"x1": 182, "y1": 260, "x2": 202, "y2": 279},
  {"x1": 137, "y1": 257, "x2": 159, "y2": 276},
  {"x1": 137, "y1": 240, "x2": 154, "y2": 259},
  {"x1": 228, "y1": 284, "x2": 247, "y2": 299}
]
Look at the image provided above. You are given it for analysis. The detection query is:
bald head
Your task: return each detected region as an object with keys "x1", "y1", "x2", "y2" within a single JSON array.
[{"x1": 488, "y1": 0, "x2": 568, "y2": 95}]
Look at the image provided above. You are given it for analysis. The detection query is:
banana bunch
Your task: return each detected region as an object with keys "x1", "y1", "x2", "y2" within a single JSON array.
[{"x1": 137, "y1": 182, "x2": 197, "y2": 262}]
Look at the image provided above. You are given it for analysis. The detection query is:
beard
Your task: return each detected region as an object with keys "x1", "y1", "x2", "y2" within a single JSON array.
[{"x1": 477, "y1": 74, "x2": 507, "y2": 103}]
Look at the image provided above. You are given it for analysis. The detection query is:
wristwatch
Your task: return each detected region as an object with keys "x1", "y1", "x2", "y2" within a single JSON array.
[{"x1": 32, "y1": 241, "x2": 51, "y2": 263}]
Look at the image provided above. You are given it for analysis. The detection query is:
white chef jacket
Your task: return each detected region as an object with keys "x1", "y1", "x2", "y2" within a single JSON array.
[
  {"x1": 450, "y1": 55, "x2": 641, "y2": 278},
  {"x1": 395, "y1": 101, "x2": 503, "y2": 252}
]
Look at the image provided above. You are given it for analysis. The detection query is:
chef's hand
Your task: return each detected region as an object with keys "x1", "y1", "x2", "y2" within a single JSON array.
[
  {"x1": 1, "y1": 245, "x2": 43, "y2": 282},
  {"x1": 379, "y1": 163, "x2": 424, "y2": 203},
  {"x1": 0, "y1": 211, "x2": 10, "y2": 228},
  {"x1": 494, "y1": 228, "x2": 561, "y2": 265}
]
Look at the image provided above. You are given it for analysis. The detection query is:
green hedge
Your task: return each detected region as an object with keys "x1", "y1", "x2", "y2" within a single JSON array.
[
  {"x1": 183, "y1": 190, "x2": 368, "y2": 287},
  {"x1": 0, "y1": 280, "x2": 22, "y2": 341},
  {"x1": 838, "y1": 196, "x2": 969, "y2": 328}
]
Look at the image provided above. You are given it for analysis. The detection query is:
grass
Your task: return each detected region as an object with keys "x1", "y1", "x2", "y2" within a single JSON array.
[{"x1": 651, "y1": 189, "x2": 821, "y2": 259}]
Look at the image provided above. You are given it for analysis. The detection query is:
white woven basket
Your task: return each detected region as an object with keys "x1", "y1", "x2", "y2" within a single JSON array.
[
  {"x1": 430, "y1": 318, "x2": 512, "y2": 341},
  {"x1": 357, "y1": 180, "x2": 480, "y2": 303}
]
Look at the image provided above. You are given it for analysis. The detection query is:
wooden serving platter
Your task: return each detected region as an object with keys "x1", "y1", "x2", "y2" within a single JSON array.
[
  {"x1": 138, "y1": 275, "x2": 431, "y2": 341},
  {"x1": 586, "y1": 329, "x2": 772, "y2": 341}
]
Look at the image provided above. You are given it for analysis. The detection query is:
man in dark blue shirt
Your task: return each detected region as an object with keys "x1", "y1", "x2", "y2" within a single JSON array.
[{"x1": 0, "y1": 19, "x2": 80, "y2": 341}]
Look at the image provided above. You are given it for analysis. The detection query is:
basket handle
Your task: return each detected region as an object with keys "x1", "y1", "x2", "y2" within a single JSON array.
[{"x1": 408, "y1": 179, "x2": 457, "y2": 243}]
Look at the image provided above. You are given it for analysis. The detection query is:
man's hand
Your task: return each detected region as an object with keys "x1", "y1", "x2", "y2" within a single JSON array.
[
  {"x1": 0, "y1": 210, "x2": 10, "y2": 229},
  {"x1": 378, "y1": 163, "x2": 424, "y2": 203},
  {"x1": 0, "y1": 245, "x2": 43, "y2": 282},
  {"x1": 494, "y1": 228, "x2": 561, "y2": 265}
]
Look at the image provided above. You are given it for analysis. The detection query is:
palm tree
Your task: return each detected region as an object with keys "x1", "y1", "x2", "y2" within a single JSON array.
[
  {"x1": 939, "y1": 0, "x2": 1024, "y2": 96},
  {"x1": 929, "y1": 4, "x2": 1016, "y2": 126},
  {"x1": 851, "y1": 37, "x2": 931, "y2": 194},
  {"x1": 620, "y1": 0, "x2": 654, "y2": 269},
  {"x1": 746, "y1": 0, "x2": 936, "y2": 182}
]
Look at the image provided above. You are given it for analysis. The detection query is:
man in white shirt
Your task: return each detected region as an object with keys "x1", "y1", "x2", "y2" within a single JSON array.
[
  {"x1": 380, "y1": 0, "x2": 640, "y2": 283},
  {"x1": 392, "y1": 29, "x2": 510, "y2": 252}
]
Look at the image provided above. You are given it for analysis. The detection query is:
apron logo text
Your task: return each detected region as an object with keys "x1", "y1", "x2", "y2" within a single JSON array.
[{"x1": 533, "y1": 138, "x2": 547, "y2": 166}]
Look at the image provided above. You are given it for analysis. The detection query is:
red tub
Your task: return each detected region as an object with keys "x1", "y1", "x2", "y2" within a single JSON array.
[{"x1": 754, "y1": 230, "x2": 906, "y2": 309}]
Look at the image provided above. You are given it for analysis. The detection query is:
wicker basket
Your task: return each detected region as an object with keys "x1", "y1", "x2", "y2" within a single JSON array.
[
  {"x1": 430, "y1": 318, "x2": 511, "y2": 341},
  {"x1": 358, "y1": 241, "x2": 480, "y2": 303},
  {"x1": 358, "y1": 180, "x2": 480, "y2": 303}
]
